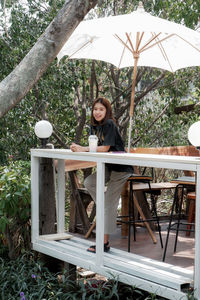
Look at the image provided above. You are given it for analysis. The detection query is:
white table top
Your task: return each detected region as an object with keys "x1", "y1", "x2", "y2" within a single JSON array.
[{"x1": 31, "y1": 149, "x2": 200, "y2": 170}]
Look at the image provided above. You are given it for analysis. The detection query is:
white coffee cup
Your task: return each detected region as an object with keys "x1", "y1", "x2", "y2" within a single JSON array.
[{"x1": 88, "y1": 135, "x2": 98, "y2": 152}]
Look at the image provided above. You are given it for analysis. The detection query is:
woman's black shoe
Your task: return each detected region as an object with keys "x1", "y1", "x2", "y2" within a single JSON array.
[{"x1": 87, "y1": 241, "x2": 110, "y2": 253}]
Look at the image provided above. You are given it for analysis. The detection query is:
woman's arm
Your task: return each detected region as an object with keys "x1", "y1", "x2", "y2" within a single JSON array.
[
  {"x1": 96, "y1": 145, "x2": 110, "y2": 152},
  {"x1": 70, "y1": 143, "x2": 110, "y2": 153},
  {"x1": 70, "y1": 143, "x2": 89, "y2": 152}
]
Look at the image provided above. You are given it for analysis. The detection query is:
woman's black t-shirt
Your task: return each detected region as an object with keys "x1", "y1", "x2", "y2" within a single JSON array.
[{"x1": 90, "y1": 119, "x2": 133, "y2": 173}]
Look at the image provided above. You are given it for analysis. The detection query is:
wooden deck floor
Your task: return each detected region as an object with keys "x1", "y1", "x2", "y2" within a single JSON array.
[{"x1": 86, "y1": 223, "x2": 195, "y2": 271}]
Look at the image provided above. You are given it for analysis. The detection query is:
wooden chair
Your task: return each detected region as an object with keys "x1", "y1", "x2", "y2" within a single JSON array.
[
  {"x1": 85, "y1": 174, "x2": 160, "y2": 245},
  {"x1": 54, "y1": 159, "x2": 96, "y2": 235},
  {"x1": 162, "y1": 176, "x2": 195, "y2": 261},
  {"x1": 125, "y1": 174, "x2": 163, "y2": 252}
]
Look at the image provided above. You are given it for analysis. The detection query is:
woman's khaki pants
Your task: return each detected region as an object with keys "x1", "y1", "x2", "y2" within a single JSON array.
[{"x1": 84, "y1": 166, "x2": 132, "y2": 234}]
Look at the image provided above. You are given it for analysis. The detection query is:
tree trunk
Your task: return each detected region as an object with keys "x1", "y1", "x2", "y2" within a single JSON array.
[
  {"x1": 0, "y1": 0, "x2": 99, "y2": 117},
  {"x1": 39, "y1": 157, "x2": 56, "y2": 235}
]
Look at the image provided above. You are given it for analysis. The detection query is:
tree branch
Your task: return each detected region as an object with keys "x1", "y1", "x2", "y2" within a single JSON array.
[
  {"x1": 0, "y1": 0, "x2": 98, "y2": 117},
  {"x1": 132, "y1": 98, "x2": 173, "y2": 146},
  {"x1": 135, "y1": 72, "x2": 167, "y2": 106},
  {"x1": 3, "y1": 0, "x2": 9, "y2": 38}
]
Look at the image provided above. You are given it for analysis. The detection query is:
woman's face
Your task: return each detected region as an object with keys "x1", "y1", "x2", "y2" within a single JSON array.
[{"x1": 93, "y1": 102, "x2": 107, "y2": 123}]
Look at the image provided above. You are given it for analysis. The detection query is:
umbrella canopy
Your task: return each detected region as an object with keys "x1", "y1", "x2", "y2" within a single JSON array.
[{"x1": 57, "y1": 1, "x2": 200, "y2": 151}]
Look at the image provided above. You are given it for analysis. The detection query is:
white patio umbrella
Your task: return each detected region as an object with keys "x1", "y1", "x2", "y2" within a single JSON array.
[{"x1": 57, "y1": 1, "x2": 200, "y2": 152}]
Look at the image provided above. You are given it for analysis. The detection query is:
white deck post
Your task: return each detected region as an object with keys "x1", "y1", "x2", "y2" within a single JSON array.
[
  {"x1": 31, "y1": 155, "x2": 40, "y2": 242},
  {"x1": 56, "y1": 159, "x2": 65, "y2": 233},
  {"x1": 96, "y1": 161, "x2": 105, "y2": 266},
  {"x1": 194, "y1": 165, "x2": 200, "y2": 299}
]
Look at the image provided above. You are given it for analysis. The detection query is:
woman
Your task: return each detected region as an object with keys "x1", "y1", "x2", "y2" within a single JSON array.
[{"x1": 70, "y1": 97, "x2": 133, "y2": 253}]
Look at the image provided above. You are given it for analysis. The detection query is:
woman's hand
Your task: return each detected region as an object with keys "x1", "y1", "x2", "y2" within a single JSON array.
[
  {"x1": 70, "y1": 143, "x2": 88, "y2": 152},
  {"x1": 70, "y1": 143, "x2": 110, "y2": 152}
]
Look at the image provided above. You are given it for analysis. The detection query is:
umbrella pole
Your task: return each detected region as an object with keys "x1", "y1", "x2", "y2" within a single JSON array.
[
  {"x1": 128, "y1": 117, "x2": 133, "y2": 152},
  {"x1": 127, "y1": 55, "x2": 139, "y2": 152}
]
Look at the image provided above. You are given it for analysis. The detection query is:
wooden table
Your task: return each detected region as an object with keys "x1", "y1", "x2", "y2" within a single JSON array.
[
  {"x1": 171, "y1": 175, "x2": 195, "y2": 185},
  {"x1": 132, "y1": 182, "x2": 178, "y2": 191}
]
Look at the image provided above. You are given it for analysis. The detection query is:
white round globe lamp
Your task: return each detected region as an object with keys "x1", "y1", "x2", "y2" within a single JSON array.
[
  {"x1": 188, "y1": 121, "x2": 200, "y2": 149},
  {"x1": 34, "y1": 120, "x2": 53, "y2": 148}
]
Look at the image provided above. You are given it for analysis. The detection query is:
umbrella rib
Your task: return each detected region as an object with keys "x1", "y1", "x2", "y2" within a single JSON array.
[
  {"x1": 118, "y1": 36, "x2": 129, "y2": 69},
  {"x1": 175, "y1": 34, "x2": 200, "y2": 53},
  {"x1": 138, "y1": 33, "x2": 162, "y2": 53},
  {"x1": 66, "y1": 39, "x2": 94, "y2": 59},
  {"x1": 114, "y1": 34, "x2": 134, "y2": 54},
  {"x1": 151, "y1": 32, "x2": 174, "y2": 72},
  {"x1": 135, "y1": 32, "x2": 141, "y2": 53},
  {"x1": 126, "y1": 32, "x2": 136, "y2": 53},
  {"x1": 140, "y1": 34, "x2": 175, "y2": 53},
  {"x1": 141, "y1": 33, "x2": 200, "y2": 54},
  {"x1": 151, "y1": 33, "x2": 167, "y2": 59},
  {"x1": 137, "y1": 32, "x2": 144, "y2": 51},
  {"x1": 126, "y1": 32, "x2": 143, "y2": 57}
]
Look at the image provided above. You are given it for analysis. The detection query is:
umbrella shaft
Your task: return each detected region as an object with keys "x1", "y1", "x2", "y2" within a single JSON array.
[
  {"x1": 128, "y1": 117, "x2": 133, "y2": 153},
  {"x1": 130, "y1": 55, "x2": 139, "y2": 117}
]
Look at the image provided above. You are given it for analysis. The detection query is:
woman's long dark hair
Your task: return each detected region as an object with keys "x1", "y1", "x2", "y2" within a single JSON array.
[{"x1": 91, "y1": 97, "x2": 115, "y2": 125}]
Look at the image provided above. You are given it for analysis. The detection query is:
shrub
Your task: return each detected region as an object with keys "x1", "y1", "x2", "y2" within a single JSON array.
[
  {"x1": 0, "y1": 252, "x2": 168, "y2": 300},
  {"x1": 0, "y1": 252, "x2": 196, "y2": 300},
  {"x1": 0, "y1": 160, "x2": 31, "y2": 258}
]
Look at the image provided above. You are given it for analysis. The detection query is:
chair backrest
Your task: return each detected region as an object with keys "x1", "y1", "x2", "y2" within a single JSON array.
[
  {"x1": 129, "y1": 145, "x2": 199, "y2": 177},
  {"x1": 128, "y1": 175, "x2": 152, "y2": 182},
  {"x1": 129, "y1": 145, "x2": 199, "y2": 157},
  {"x1": 187, "y1": 192, "x2": 196, "y2": 200}
]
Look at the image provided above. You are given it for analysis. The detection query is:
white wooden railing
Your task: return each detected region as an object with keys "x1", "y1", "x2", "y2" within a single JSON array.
[{"x1": 31, "y1": 149, "x2": 200, "y2": 300}]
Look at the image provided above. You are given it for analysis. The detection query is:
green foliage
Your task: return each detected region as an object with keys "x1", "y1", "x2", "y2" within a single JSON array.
[
  {"x1": 153, "y1": 0, "x2": 200, "y2": 29},
  {"x1": 0, "y1": 2, "x2": 199, "y2": 298},
  {"x1": 1, "y1": 0, "x2": 200, "y2": 159},
  {"x1": 0, "y1": 160, "x2": 31, "y2": 257},
  {"x1": 0, "y1": 251, "x2": 196, "y2": 299},
  {"x1": 0, "y1": 252, "x2": 170, "y2": 300},
  {"x1": 129, "y1": 65, "x2": 200, "y2": 148},
  {"x1": 88, "y1": 1, "x2": 200, "y2": 148},
  {"x1": 0, "y1": 0, "x2": 74, "y2": 161}
]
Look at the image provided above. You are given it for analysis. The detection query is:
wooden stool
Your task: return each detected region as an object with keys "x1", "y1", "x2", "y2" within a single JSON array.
[
  {"x1": 120, "y1": 175, "x2": 163, "y2": 252},
  {"x1": 186, "y1": 192, "x2": 195, "y2": 237},
  {"x1": 162, "y1": 176, "x2": 195, "y2": 261}
]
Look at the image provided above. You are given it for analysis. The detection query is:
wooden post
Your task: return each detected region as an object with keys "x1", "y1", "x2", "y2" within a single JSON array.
[
  {"x1": 39, "y1": 145, "x2": 76, "y2": 277},
  {"x1": 64, "y1": 262, "x2": 77, "y2": 282},
  {"x1": 39, "y1": 154, "x2": 62, "y2": 272},
  {"x1": 39, "y1": 157, "x2": 56, "y2": 235}
]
